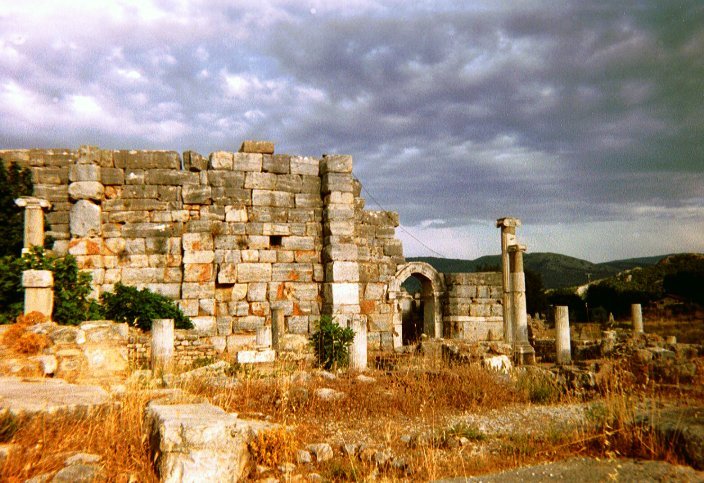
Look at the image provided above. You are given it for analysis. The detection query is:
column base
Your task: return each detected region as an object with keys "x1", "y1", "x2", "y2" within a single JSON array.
[{"x1": 513, "y1": 344, "x2": 536, "y2": 365}]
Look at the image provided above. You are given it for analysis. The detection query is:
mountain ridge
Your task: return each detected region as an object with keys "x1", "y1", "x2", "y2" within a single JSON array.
[{"x1": 407, "y1": 253, "x2": 677, "y2": 289}]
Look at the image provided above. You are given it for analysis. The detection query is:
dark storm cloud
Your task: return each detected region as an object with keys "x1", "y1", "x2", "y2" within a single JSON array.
[
  {"x1": 261, "y1": 1, "x2": 704, "y2": 229},
  {"x1": 0, "y1": 0, "x2": 702, "y2": 259}
]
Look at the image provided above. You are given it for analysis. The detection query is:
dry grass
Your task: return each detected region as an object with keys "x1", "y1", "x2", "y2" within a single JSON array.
[
  {"x1": 1, "y1": 348, "x2": 702, "y2": 481},
  {"x1": 2, "y1": 311, "x2": 50, "y2": 355},
  {"x1": 0, "y1": 390, "x2": 158, "y2": 482}
]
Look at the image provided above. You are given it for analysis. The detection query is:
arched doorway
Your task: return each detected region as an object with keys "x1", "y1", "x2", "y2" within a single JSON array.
[{"x1": 387, "y1": 262, "x2": 446, "y2": 348}]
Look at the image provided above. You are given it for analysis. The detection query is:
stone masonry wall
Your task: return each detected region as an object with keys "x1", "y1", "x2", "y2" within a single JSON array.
[
  {"x1": 353, "y1": 179, "x2": 404, "y2": 350},
  {"x1": 0, "y1": 143, "x2": 406, "y2": 355},
  {"x1": 444, "y1": 272, "x2": 503, "y2": 341}
]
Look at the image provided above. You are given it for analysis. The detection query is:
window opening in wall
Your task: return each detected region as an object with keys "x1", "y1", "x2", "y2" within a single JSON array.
[{"x1": 270, "y1": 235, "x2": 283, "y2": 247}]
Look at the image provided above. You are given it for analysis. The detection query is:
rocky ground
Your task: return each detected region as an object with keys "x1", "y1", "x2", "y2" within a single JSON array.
[{"x1": 1, "y1": 322, "x2": 704, "y2": 481}]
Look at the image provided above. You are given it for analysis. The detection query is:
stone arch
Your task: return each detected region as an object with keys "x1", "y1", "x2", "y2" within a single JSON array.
[{"x1": 387, "y1": 262, "x2": 446, "y2": 348}]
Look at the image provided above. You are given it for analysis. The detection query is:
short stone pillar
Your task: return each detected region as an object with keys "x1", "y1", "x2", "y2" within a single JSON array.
[
  {"x1": 496, "y1": 217, "x2": 521, "y2": 344},
  {"x1": 271, "y1": 308, "x2": 285, "y2": 351},
  {"x1": 631, "y1": 304, "x2": 644, "y2": 334},
  {"x1": 256, "y1": 326, "x2": 272, "y2": 348},
  {"x1": 22, "y1": 270, "x2": 54, "y2": 318},
  {"x1": 151, "y1": 319, "x2": 175, "y2": 373},
  {"x1": 509, "y1": 244, "x2": 535, "y2": 365},
  {"x1": 349, "y1": 315, "x2": 368, "y2": 371},
  {"x1": 15, "y1": 197, "x2": 51, "y2": 252},
  {"x1": 554, "y1": 306, "x2": 571, "y2": 364}
]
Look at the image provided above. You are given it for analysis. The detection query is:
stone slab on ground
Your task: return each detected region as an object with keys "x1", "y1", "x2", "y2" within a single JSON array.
[
  {"x1": 437, "y1": 457, "x2": 703, "y2": 482},
  {"x1": 0, "y1": 377, "x2": 111, "y2": 417},
  {"x1": 643, "y1": 406, "x2": 704, "y2": 470},
  {"x1": 145, "y1": 402, "x2": 275, "y2": 483}
]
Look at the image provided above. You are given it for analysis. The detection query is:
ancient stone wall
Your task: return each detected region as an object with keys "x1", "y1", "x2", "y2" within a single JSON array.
[
  {"x1": 353, "y1": 179, "x2": 405, "y2": 350},
  {"x1": 0, "y1": 143, "x2": 403, "y2": 352},
  {"x1": 443, "y1": 272, "x2": 503, "y2": 341}
]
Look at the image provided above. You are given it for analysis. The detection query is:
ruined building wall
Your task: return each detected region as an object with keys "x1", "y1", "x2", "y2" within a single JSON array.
[
  {"x1": 443, "y1": 272, "x2": 503, "y2": 341},
  {"x1": 0, "y1": 145, "x2": 407, "y2": 351},
  {"x1": 352, "y1": 179, "x2": 405, "y2": 350}
]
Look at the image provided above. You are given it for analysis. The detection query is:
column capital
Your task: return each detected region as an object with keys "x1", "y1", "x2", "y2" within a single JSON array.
[
  {"x1": 496, "y1": 217, "x2": 521, "y2": 228},
  {"x1": 15, "y1": 196, "x2": 51, "y2": 209},
  {"x1": 507, "y1": 243, "x2": 527, "y2": 253}
]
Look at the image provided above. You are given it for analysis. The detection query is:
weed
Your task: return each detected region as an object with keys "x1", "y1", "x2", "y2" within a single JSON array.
[
  {"x1": 2, "y1": 311, "x2": 50, "y2": 355},
  {"x1": 248, "y1": 427, "x2": 297, "y2": 468},
  {"x1": 515, "y1": 368, "x2": 561, "y2": 403},
  {"x1": 309, "y1": 316, "x2": 355, "y2": 370},
  {"x1": 0, "y1": 411, "x2": 19, "y2": 443}
]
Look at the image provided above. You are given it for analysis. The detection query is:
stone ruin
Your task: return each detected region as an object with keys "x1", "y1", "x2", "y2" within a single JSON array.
[{"x1": 2, "y1": 141, "x2": 509, "y2": 369}]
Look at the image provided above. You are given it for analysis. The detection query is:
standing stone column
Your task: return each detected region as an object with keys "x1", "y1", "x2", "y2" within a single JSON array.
[
  {"x1": 271, "y1": 308, "x2": 285, "y2": 351},
  {"x1": 631, "y1": 304, "x2": 644, "y2": 334},
  {"x1": 554, "y1": 306, "x2": 571, "y2": 364},
  {"x1": 22, "y1": 270, "x2": 54, "y2": 317},
  {"x1": 496, "y1": 217, "x2": 520, "y2": 344},
  {"x1": 509, "y1": 244, "x2": 535, "y2": 365},
  {"x1": 15, "y1": 197, "x2": 51, "y2": 252},
  {"x1": 16, "y1": 197, "x2": 54, "y2": 318},
  {"x1": 321, "y1": 154, "x2": 366, "y2": 370},
  {"x1": 256, "y1": 326, "x2": 272, "y2": 348},
  {"x1": 151, "y1": 319, "x2": 175, "y2": 373}
]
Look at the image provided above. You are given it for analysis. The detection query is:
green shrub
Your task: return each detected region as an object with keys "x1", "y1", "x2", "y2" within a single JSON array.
[
  {"x1": 515, "y1": 368, "x2": 561, "y2": 404},
  {"x1": 0, "y1": 159, "x2": 33, "y2": 258},
  {"x1": 309, "y1": 315, "x2": 355, "y2": 370},
  {"x1": 0, "y1": 247, "x2": 101, "y2": 325},
  {"x1": 101, "y1": 283, "x2": 192, "y2": 331}
]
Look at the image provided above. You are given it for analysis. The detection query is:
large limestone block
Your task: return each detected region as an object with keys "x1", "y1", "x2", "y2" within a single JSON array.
[
  {"x1": 233, "y1": 153, "x2": 262, "y2": 172},
  {"x1": 182, "y1": 185, "x2": 212, "y2": 204},
  {"x1": 321, "y1": 173, "x2": 353, "y2": 193},
  {"x1": 263, "y1": 154, "x2": 290, "y2": 174},
  {"x1": 290, "y1": 156, "x2": 319, "y2": 176},
  {"x1": 321, "y1": 154, "x2": 353, "y2": 174},
  {"x1": 244, "y1": 172, "x2": 277, "y2": 190},
  {"x1": 182, "y1": 232, "x2": 214, "y2": 251},
  {"x1": 145, "y1": 403, "x2": 274, "y2": 483},
  {"x1": 252, "y1": 190, "x2": 292, "y2": 207},
  {"x1": 237, "y1": 263, "x2": 272, "y2": 283},
  {"x1": 68, "y1": 181, "x2": 104, "y2": 201},
  {"x1": 70, "y1": 200, "x2": 102, "y2": 237},
  {"x1": 69, "y1": 164, "x2": 101, "y2": 182},
  {"x1": 209, "y1": 151, "x2": 234, "y2": 170},
  {"x1": 0, "y1": 377, "x2": 110, "y2": 417},
  {"x1": 239, "y1": 140, "x2": 275, "y2": 154},
  {"x1": 325, "y1": 262, "x2": 359, "y2": 282},
  {"x1": 191, "y1": 316, "x2": 216, "y2": 336},
  {"x1": 323, "y1": 283, "x2": 360, "y2": 306}
]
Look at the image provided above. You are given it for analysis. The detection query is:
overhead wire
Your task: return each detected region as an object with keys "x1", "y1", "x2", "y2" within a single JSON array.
[{"x1": 352, "y1": 174, "x2": 447, "y2": 258}]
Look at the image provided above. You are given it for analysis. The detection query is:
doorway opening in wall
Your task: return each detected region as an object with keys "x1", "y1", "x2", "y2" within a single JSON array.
[{"x1": 400, "y1": 273, "x2": 435, "y2": 345}]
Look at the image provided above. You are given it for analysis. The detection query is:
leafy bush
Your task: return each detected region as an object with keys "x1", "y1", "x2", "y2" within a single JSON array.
[
  {"x1": 309, "y1": 316, "x2": 355, "y2": 370},
  {"x1": 0, "y1": 159, "x2": 33, "y2": 258},
  {"x1": 0, "y1": 247, "x2": 101, "y2": 325},
  {"x1": 101, "y1": 283, "x2": 192, "y2": 331}
]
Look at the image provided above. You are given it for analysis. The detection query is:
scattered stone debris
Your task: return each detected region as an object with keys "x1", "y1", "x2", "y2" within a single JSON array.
[{"x1": 436, "y1": 457, "x2": 704, "y2": 482}]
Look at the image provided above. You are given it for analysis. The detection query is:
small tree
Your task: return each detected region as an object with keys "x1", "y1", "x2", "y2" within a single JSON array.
[
  {"x1": 101, "y1": 283, "x2": 193, "y2": 331},
  {"x1": 0, "y1": 159, "x2": 33, "y2": 258},
  {"x1": 309, "y1": 316, "x2": 355, "y2": 370}
]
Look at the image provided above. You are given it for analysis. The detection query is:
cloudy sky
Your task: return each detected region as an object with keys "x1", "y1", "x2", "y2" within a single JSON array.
[{"x1": 1, "y1": 1, "x2": 702, "y2": 262}]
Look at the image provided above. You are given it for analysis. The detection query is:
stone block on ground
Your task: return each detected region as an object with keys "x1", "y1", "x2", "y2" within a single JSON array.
[
  {"x1": 145, "y1": 402, "x2": 275, "y2": 483},
  {"x1": 0, "y1": 377, "x2": 111, "y2": 417}
]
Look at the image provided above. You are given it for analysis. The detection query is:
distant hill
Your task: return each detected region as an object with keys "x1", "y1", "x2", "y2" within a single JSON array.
[{"x1": 408, "y1": 253, "x2": 671, "y2": 289}]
